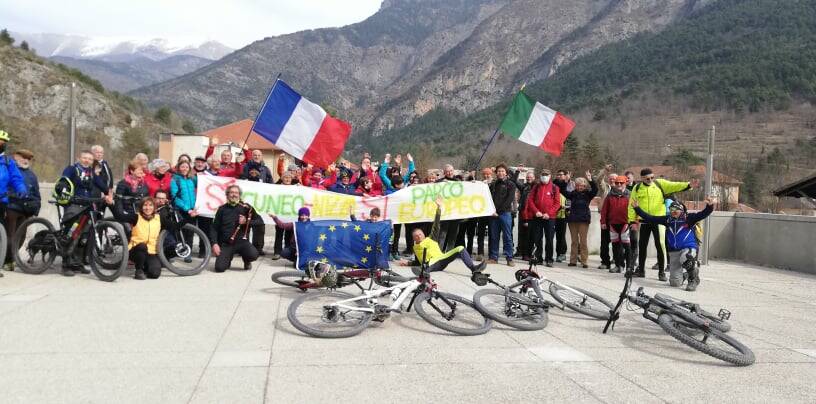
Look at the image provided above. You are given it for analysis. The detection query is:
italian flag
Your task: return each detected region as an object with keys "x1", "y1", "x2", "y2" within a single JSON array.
[{"x1": 499, "y1": 91, "x2": 575, "y2": 156}]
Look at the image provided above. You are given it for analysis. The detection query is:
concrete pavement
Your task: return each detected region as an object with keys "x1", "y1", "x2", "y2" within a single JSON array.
[{"x1": 1, "y1": 255, "x2": 815, "y2": 403}]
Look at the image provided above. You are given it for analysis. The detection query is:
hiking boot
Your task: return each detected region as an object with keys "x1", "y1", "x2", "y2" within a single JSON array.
[
  {"x1": 658, "y1": 270, "x2": 667, "y2": 282},
  {"x1": 598, "y1": 263, "x2": 610, "y2": 270},
  {"x1": 568, "y1": 263, "x2": 577, "y2": 267},
  {"x1": 486, "y1": 259, "x2": 499, "y2": 265},
  {"x1": 609, "y1": 266, "x2": 622, "y2": 273},
  {"x1": 506, "y1": 258, "x2": 515, "y2": 267},
  {"x1": 61, "y1": 267, "x2": 75, "y2": 277},
  {"x1": 134, "y1": 269, "x2": 146, "y2": 280}
]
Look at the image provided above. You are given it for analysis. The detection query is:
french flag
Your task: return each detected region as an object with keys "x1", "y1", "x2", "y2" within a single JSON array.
[{"x1": 252, "y1": 80, "x2": 351, "y2": 168}]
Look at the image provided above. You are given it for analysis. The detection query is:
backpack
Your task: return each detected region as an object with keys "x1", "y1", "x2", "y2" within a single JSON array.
[{"x1": 693, "y1": 221, "x2": 704, "y2": 245}]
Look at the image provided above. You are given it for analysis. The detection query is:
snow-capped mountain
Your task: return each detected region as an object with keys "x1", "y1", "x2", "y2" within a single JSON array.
[{"x1": 11, "y1": 32, "x2": 233, "y2": 62}]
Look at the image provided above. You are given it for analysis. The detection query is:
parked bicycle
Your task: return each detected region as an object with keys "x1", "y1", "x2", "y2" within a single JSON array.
[
  {"x1": 603, "y1": 268, "x2": 754, "y2": 366},
  {"x1": 156, "y1": 202, "x2": 211, "y2": 276},
  {"x1": 12, "y1": 197, "x2": 128, "y2": 282},
  {"x1": 470, "y1": 258, "x2": 614, "y2": 330},
  {"x1": 287, "y1": 250, "x2": 493, "y2": 338}
]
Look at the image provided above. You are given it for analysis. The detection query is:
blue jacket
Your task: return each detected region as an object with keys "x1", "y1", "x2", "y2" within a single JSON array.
[
  {"x1": 327, "y1": 182, "x2": 358, "y2": 195},
  {"x1": 0, "y1": 154, "x2": 27, "y2": 204},
  {"x1": 62, "y1": 163, "x2": 108, "y2": 199},
  {"x1": 634, "y1": 204, "x2": 713, "y2": 251},
  {"x1": 379, "y1": 160, "x2": 414, "y2": 193},
  {"x1": 171, "y1": 174, "x2": 197, "y2": 212},
  {"x1": 8, "y1": 166, "x2": 40, "y2": 215}
]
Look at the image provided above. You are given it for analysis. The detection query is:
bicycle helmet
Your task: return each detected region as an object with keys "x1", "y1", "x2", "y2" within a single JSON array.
[
  {"x1": 0, "y1": 130, "x2": 9, "y2": 142},
  {"x1": 306, "y1": 261, "x2": 338, "y2": 288},
  {"x1": 52, "y1": 176, "x2": 75, "y2": 206},
  {"x1": 668, "y1": 200, "x2": 685, "y2": 213}
]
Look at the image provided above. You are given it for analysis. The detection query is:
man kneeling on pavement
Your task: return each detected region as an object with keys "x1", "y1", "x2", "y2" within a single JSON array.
[{"x1": 209, "y1": 185, "x2": 263, "y2": 272}]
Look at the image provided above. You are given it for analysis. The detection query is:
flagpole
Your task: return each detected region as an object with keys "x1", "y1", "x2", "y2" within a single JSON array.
[
  {"x1": 473, "y1": 83, "x2": 526, "y2": 171},
  {"x1": 240, "y1": 72, "x2": 282, "y2": 150}
]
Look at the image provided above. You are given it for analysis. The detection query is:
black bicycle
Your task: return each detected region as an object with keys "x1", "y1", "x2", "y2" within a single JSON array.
[
  {"x1": 155, "y1": 203, "x2": 211, "y2": 276},
  {"x1": 13, "y1": 197, "x2": 128, "y2": 282},
  {"x1": 471, "y1": 259, "x2": 614, "y2": 331},
  {"x1": 603, "y1": 268, "x2": 755, "y2": 366}
]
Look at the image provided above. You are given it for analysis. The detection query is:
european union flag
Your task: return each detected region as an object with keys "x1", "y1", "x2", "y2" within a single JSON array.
[{"x1": 295, "y1": 220, "x2": 392, "y2": 271}]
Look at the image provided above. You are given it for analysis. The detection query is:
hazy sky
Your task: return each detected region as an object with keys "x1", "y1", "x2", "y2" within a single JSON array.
[{"x1": 0, "y1": 0, "x2": 383, "y2": 48}]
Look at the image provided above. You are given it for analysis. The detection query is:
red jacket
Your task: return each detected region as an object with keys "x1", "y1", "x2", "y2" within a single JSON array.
[
  {"x1": 144, "y1": 172, "x2": 172, "y2": 197},
  {"x1": 522, "y1": 182, "x2": 560, "y2": 220},
  {"x1": 600, "y1": 191, "x2": 631, "y2": 226},
  {"x1": 205, "y1": 145, "x2": 251, "y2": 178}
]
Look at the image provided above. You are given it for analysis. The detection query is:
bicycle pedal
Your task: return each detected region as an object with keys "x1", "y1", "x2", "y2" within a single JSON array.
[{"x1": 718, "y1": 308, "x2": 731, "y2": 320}]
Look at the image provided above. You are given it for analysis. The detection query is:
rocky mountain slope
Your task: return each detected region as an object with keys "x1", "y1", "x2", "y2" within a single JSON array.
[
  {"x1": 0, "y1": 43, "x2": 169, "y2": 180},
  {"x1": 131, "y1": 0, "x2": 709, "y2": 131}
]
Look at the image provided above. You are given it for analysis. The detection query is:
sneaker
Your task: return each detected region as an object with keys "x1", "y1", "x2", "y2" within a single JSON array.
[
  {"x1": 634, "y1": 271, "x2": 645, "y2": 278},
  {"x1": 74, "y1": 266, "x2": 91, "y2": 274},
  {"x1": 486, "y1": 259, "x2": 499, "y2": 264},
  {"x1": 134, "y1": 270, "x2": 146, "y2": 280},
  {"x1": 244, "y1": 262, "x2": 253, "y2": 271},
  {"x1": 658, "y1": 271, "x2": 667, "y2": 282},
  {"x1": 506, "y1": 258, "x2": 515, "y2": 267},
  {"x1": 556, "y1": 254, "x2": 566, "y2": 263},
  {"x1": 609, "y1": 266, "x2": 622, "y2": 273},
  {"x1": 474, "y1": 260, "x2": 487, "y2": 272},
  {"x1": 568, "y1": 263, "x2": 577, "y2": 267},
  {"x1": 651, "y1": 263, "x2": 659, "y2": 270},
  {"x1": 686, "y1": 278, "x2": 700, "y2": 292},
  {"x1": 545, "y1": 261, "x2": 554, "y2": 268},
  {"x1": 271, "y1": 253, "x2": 281, "y2": 260},
  {"x1": 3, "y1": 262, "x2": 13, "y2": 271},
  {"x1": 183, "y1": 256, "x2": 193, "y2": 263},
  {"x1": 598, "y1": 264, "x2": 610, "y2": 270}
]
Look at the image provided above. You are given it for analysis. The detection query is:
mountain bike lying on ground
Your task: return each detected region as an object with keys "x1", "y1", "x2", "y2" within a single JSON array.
[
  {"x1": 603, "y1": 268, "x2": 754, "y2": 366},
  {"x1": 470, "y1": 258, "x2": 615, "y2": 330},
  {"x1": 272, "y1": 264, "x2": 410, "y2": 292},
  {"x1": 13, "y1": 197, "x2": 128, "y2": 282},
  {"x1": 287, "y1": 250, "x2": 492, "y2": 338}
]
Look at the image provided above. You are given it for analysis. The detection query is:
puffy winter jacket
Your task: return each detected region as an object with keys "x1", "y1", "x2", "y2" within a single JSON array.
[
  {"x1": 144, "y1": 172, "x2": 172, "y2": 197},
  {"x1": 171, "y1": 174, "x2": 197, "y2": 212},
  {"x1": 559, "y1": 180, "x2": 597, "y2": 223},
  {"x1": 600, "y1": 189, "x2": 630, "y2": 226},
  {"x1": 113, "y1": 179, "x2": 149, "y2": 225},
  {"x1": 61, "y1": 163, "x2": 106, "y2": 199},
  {"x1": 8, "y1": 166, "x2": 40, "y2": 215},
  {"x1": 627, "y1": 179, "x2": 690, "y2": 223},
  {"x1": 522, "y1": 181, "x2": 560, "y2": 220},
  {"x1": 129, "y1": 214, "x2": 162, "y2": 254},
  {"x1": 634, "y1": 204, "x2": 713, "y2": 251}
]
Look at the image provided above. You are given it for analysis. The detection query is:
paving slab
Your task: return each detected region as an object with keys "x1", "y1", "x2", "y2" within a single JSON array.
[{"x1": 1, "y1": 255, "x2": 815, "y2": 403}]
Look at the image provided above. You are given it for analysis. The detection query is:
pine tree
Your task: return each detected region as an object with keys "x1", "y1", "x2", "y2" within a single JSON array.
[
  {"x1": 0, "y1": 29, "x2": 14, "y2": 46},
  {"x1": 19, "y1": 40, "x2": 29, "y2": 51}
]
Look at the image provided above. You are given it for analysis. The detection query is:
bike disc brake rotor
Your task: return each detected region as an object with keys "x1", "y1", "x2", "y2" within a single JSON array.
[{"x1": 174, "y1": 243, "x2": 192, "y2": 258}]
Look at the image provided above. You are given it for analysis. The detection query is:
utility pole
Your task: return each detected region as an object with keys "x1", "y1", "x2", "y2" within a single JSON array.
[
  {"x1": 68, "y1": 82, "x2": 76, "y2": 165},
  {"x1": 702, "y1": 126, "x2": 715, "y2": 266}
]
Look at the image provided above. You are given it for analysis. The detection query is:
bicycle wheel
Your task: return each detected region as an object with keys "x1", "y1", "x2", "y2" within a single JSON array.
[
  {"x1": 549, "y1": 282, "x2": 614, "y2": 320},
  {"x1": 271, "y1": 270, "x2": 310, "y2": 288},
  {"x1": 414, "y1": 291, "x2": 493, "y2": 336},
  {"x1": 88, "y1": 221, "x2": 127, "y2": 282},
  {"x1": 473, "y1": 288, "x2": 548, "y2": 331},
  {"x1": 287, "y1": 291, "x2": 372, "y2": 338},
  {"x1": 158, "y1": 224, "x2": 211, "y2": 276},
  {"x1": 658, "y1": 313, "x2": 755, "y2": 366},
  {"x1": 12, "y1": 217, "x2": 58, "y2": 274}
]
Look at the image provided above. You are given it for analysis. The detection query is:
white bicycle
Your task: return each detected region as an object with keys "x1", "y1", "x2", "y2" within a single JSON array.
[{"x1": 287, "y1": 252, "x2": 493, "y2": 338}]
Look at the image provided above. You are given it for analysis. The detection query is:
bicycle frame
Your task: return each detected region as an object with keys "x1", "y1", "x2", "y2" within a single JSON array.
[
  {"x1": 331, "y1": 279, "x2": 423, "y2": 314},
  {"x1": 482, "y1": 259, "x2": 591, "y2": 312}
]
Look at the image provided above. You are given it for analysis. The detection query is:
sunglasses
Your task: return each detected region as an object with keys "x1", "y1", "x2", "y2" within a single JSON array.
[
  {"x1": 643, "y1": 176, "x2": 655, "y2": 180},
  {"x1": 613, "y1": 181, "x2": 627, "y2": 185}
]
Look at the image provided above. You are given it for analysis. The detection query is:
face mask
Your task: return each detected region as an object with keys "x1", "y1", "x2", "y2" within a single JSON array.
[{"x1": 540, "y1": 175, "x2": 550, "y2": 183}]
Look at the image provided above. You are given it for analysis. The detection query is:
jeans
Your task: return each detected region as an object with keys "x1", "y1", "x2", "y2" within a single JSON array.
[
  {"x1": 488, "y1": 212, "x2": 514, "y2": 260},
  {"x1": 529, "y1": 218, "x2": 555, "y2": 263}
]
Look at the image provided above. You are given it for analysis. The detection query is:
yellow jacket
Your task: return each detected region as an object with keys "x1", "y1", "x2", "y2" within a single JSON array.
[
  {"x1": 628, "y1": 179, "x2": 690, "y2": 222},
  {"x1": 413, "y1": 237, "x2": 444, "y2": 264},
  {"x1": 129, "y1": 214, "x2": 162, "y2": 254}
]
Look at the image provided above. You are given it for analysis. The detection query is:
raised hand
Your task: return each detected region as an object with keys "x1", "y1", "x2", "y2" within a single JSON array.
[
  {"x1": 384, "y1": 153, "x2": 391, "y2": 164},
  {"x1": 406, "y1": 153, "x2": 413, "y2": 162},
  {"x1": 435, "y1": 196, "x2": 444, "y2": 207},
  {"x1": 585, "y1": 170, "x2": 592, "y2": 180},
  {"x1": 705, "y1": 195, "x2": 717, "y2": 206}
]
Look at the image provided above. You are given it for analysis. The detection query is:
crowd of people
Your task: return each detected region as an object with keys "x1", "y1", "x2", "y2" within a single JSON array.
[{"x1": 0, "y1": 129, "x2": 712, "y2": 290}]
